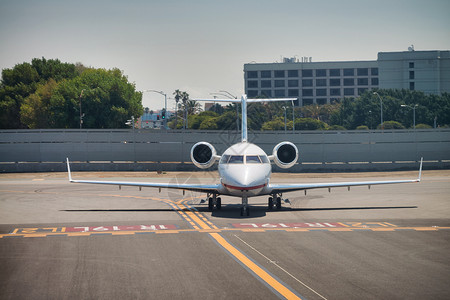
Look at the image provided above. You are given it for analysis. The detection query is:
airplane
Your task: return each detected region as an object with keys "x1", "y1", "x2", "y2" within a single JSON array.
[{"x1": 67, "y1": 94, "x2": 422, "y2": 216}]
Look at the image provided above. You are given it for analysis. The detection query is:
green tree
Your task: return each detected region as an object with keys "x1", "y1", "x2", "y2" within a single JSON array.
[{"x1": 295, "y1": 118, "x2": 328, "y2": 130}]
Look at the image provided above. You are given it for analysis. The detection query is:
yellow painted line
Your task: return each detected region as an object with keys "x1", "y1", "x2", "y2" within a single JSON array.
[
  {"x1": 414, "y1": 227, "x2": 439, "y2": 231},
  {"x1": 241, "y1": 229, "x2": 267, "y2": 232},
  {"x1": 327, "y1": 228, "x2": 353, "y2": 232},
  {"x1": 371, "y1": 228, "x2": 396, "y2": 232},
  {"x1": 384, "y1": 222, "x2": 398, "y2": 227},
  {"x1": 209, "y1": 233, "x2": 302, "y2": 300},
  {"x1": 284, "y1": 228, "x2": 310, "y2": 232},
  {"x1": 155, "y1": 230, "x2": 180, "y2": 234}
]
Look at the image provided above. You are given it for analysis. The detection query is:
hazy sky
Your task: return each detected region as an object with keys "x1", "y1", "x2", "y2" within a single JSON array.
[{"x1": 1, "y1": 0, "x2": 449, "y2": 110}]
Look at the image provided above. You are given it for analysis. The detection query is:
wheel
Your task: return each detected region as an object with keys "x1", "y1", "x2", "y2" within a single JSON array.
[
  {"x1": 276, "y1": 197, "x2": 282, "y2": 210},
  {"x1": 268, "y1": 197, "x2": 273, "y2": 210},
  {"x1": 246, "y1": 206, "x2": 250, "y2": 216},
  {"x1": 240, "y1": 207, "x2": 244, "y2": 216},
  {"x1": 216, "y1": 197, "x2": 222, "y2": 210},
  {"x1": 208, "y1": 197, "x2": 214, "y2": 211}
]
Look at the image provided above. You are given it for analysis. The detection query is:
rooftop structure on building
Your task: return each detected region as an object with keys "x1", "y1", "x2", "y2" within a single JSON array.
[{"x1": 244, "y1": 49, "x2": 450, "y2": 106}]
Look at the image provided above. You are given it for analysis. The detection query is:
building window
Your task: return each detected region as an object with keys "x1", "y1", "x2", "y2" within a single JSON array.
[
  {"x1": 409, "y1": 62, "x2": 414, "y2": 68},
  {"x1": 330, "y1": 79, "x2": 341, "y2": 86},
  {"x1": 261, "y1": 90, "x2": 272, "y2": 97},
  {"x1": 330, "y1": 69, "x2": 340, "y2": 77},
  {"x1": 371, "y1": 78, "x2": 379, "y2": 85},
  {"x1": 247, "y1": 71, "x2": 258, "y2": 78},
  {"x1": 409, "y1": 71, "x2": 415, "y2": 80},
  {"x1": 371, "y1": 68, "x2": 379, "y2": 76},
  {"x1": 302, "y1": 79, "x2": 313, "y2": 87},
  {"x1": 261, "y1": 70, "x2": 271, "y2": 78},
  {"x1": 274, "y1": 80, "x2": 285, "y2": 88},
  {"x1": 316, "y1": 69, "x2": 327, "y2": 77},
  {"x1": 247, "y1": 90, "x2": 258, "y2": 98},
  {"x1": 302, "y1": 69, "x2": 313, "y2": 77},
  {"x1": 316, "y1": 89, "x2": 327, "y2": 96},
  {"x1": 343, "y1": 78, "x2": 354, "y2": 86},
  {"x1": 330, "y1": 89, "x2": 340, "y2": 96},
  {"x1": 288, "y1": 70, "x2": 299, "y2": 77},
  {"x1": 410, "y1": 82, "x2": 415, "y2": 90},
  {"x1": 274, "y1": 90, "x2": 285, "y2": 97},
  {"x1": 302, "y1": 89, "x2": 313, "y2": 97},
  {"x1": 357, "y1": 68, "x2": 368, "y2": 76},
  {"x1": 261, "y1": 80, "x2": 271, "y2": 88},
  {"x1": 358, "y1": 88, "x2": 368, "y2": 95},
  {"x1": 344, "y1": 88, "x2": 354, "y2": 96},
  {"x1": 247, "y1": 80, "x2": 258, "y2": 88},
  {"x1": 343, "y1": 68, "x2": 354, "y2": 76},
  {"x1": 288, "y1": 80, "x2": 299, "y2": 87},
  {"x1": 302, "y1": 99, "x2": 314, "y2": 106},
  {"x1": 316, "y1": 79, "x2": 327, "y2": 86},
  {"x1": 288, "y1": 89, "x2": 299, "y2": 97},
  {"x1": 357, "y1": 78, "x2": 368, "y2": 86},
  {"x1": 317, "y1": 98, "x2": 327, "y2": 105},
  {"x1": 274, "y1": 70, "x2": 285, "y2": 78}
]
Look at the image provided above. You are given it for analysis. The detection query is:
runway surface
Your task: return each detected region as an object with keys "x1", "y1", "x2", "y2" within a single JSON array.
[{"x1": 1, "y1": 170, "x2": 449, "y2": 299}]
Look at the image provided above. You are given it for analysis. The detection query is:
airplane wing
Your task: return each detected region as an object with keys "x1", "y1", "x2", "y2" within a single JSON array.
[
  {"x1": 269, "y1": 158, "x2": 423, "y2": 194},
  {"x1": 66, "y1": 158, "x2": 220, "y2": 193}
]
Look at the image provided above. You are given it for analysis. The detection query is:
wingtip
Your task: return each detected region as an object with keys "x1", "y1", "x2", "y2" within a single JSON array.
[
  {"x1": 66, "y1": 158, "x2": 72, "y2": 182},
  {"x1": 418, "y1": 157, "x2": 423, "y2": 182}
]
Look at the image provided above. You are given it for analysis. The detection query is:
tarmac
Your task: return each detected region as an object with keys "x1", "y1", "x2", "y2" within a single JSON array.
[{"x1": 1, "y1": 169, "x2": 449, "y2": 299}]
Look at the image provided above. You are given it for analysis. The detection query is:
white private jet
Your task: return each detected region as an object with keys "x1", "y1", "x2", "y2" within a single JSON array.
[{"x1": 67, "y1": 95, "x2": 422, "y2": 216}]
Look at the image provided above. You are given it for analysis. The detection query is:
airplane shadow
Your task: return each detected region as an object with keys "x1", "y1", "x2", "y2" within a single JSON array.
[{"x1": 62, "y1": 205, "x2": 418, "y2": 219}]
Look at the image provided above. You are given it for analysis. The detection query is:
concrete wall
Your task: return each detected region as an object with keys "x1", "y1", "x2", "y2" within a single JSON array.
[{"x1": 1, "y1": 129, "x2": 449, "y2": 172}]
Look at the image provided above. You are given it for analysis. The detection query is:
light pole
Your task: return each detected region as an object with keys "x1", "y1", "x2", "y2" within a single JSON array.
[
  {"x1": 144, "y1": 90, "x2": 167, "y2": 129},
  {"x1": 79, "y1": 89, "x2": 86, "y2": 129},
  {"x1": 373, "y1": 92, "x2": 383, "y2": 129},
  {"x1": 291, "y1": 99, "x2": 295, "y2": 132},
  {"x1": 211, "y1": 91, "x2": 240, "y2": 132},
  {"x1": 282, "y1": 106, "x2": 287, "y2": 132},
  {"x1": 401, "y1": 104, "x2": 419, "y2": 129},
  {"x1": 219, "y1": 90, "x2": 239, "y2": 132}
]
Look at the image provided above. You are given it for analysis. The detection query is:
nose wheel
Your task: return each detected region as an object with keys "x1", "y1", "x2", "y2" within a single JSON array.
[{"x1": 240, "y1": 196, "x2": 249, "y2": 216}]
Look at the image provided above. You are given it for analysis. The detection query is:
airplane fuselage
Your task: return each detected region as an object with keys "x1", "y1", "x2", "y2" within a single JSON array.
[{"x1": 217, "y1": 142, "x2": 272, "y2": 197}]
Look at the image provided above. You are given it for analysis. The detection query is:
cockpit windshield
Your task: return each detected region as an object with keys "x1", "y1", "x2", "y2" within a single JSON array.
[
  {"x1": 246, "y1": 155, "x2": 261, "y2": 163},
  {"x1": 228, "y1": 155, "x2": 244, "y2": 164},
  {"x1": 220, "y1": 155, "x2": 269, "y2": 164}
]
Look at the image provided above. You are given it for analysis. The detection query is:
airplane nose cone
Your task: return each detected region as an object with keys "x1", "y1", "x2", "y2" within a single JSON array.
[{"x1": 227, "y1": 166, "x2": 268, "y2": 187}]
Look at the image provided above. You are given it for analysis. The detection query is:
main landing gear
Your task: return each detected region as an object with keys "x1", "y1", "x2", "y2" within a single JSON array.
[
  {"x1": 207, "y1": 193, "x2": 221, "y2": 211},
  {"x1": 268, "y1": 193, "x2": 287, "y2": 211}
]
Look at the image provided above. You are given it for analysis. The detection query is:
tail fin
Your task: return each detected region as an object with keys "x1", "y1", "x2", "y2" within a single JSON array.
[{"x1": 194, "y1": 95, "x2": 297, "y2": 143}]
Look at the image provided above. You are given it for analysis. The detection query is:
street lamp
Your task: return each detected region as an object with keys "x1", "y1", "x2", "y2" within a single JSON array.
[
  {"x1": 144, "y1": 90, "x2": 167, "y2": 129},
  {"x1": 211, "y1": 91, "x2": 240, "y2": 132},
  {"x1": 401, "y1": 104, "x2": 419, "y2": 129},
  {"x1": 79, "y1": 89, "x2": 85, "y2": 129},
  {"x1": 373, "y1": 92, "x2": 383, "y2": 129},
  {"x1": 282, "y1": 106, "x2": 287, "y2": 132}
]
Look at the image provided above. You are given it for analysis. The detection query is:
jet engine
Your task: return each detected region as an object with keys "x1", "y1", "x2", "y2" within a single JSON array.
[
  {"x1": 190, "y1": 142, "x2": 218, "y2": 169},
  {"x1": 271, "y1": 141, "x2": 298, "y2": 169}
]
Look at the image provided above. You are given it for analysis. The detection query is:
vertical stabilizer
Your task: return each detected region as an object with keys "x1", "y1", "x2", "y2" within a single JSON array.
[{"x1": 241, "y1": 95, "x2": 247, "y2": 142}]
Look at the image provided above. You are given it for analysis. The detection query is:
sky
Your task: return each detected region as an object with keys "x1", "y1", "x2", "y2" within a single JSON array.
[{"x1": 1, "y1": 0, "x2": 449, "y2": 110}]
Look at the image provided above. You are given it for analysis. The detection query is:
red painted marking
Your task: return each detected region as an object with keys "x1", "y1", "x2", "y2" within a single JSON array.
[
  {"x1": 64, "y1": 225, "x2": 177, "y2": 232},
  {"x1": 232, "y1": 222, "x2": 344, "y2": 228},
  {"x1": 223, "y1": 183, "x2": 266, "y2": 191}
]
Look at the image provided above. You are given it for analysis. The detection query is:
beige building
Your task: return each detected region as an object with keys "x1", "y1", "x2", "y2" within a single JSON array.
[{"x1": 244, "y1": 50, "x2": 450, "y2": 106}]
